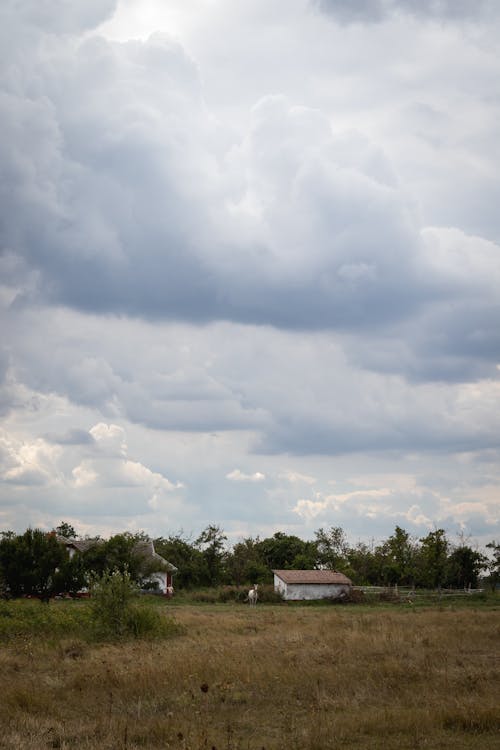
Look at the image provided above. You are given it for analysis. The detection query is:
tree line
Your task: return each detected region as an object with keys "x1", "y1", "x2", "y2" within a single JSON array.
[{"x1": 0, "y1": 522, "x2": 498, "y2": 600}]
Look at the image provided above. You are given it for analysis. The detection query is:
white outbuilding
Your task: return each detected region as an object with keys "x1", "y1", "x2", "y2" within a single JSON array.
[{"x1": 273, "y1": 569, "x2": 352, "y2": 601}]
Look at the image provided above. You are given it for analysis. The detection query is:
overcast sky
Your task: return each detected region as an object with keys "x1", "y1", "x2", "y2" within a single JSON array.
[{"x1": 1, "y1": 0, "x2": 499, "y2": 548}]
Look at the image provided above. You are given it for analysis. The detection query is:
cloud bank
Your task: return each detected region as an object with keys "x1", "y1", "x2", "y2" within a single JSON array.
[{"x1": 0, "y1": 0, "x2": 498, "y2": 545}]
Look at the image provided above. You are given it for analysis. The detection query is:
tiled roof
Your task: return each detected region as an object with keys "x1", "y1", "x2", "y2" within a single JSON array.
[{"x1": 273, "y1": 569, "x2": 352, "y2": 585}]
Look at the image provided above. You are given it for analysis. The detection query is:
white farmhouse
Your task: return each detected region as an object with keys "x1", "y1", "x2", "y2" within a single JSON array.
[
  {"x1": 134, "y1": 539, "x2": 177, "y2": 596},
  {"x1": 57, "y1": 536, "x2": 177, "y2": 596},
  {"x1": 273, "y1": 569, "x2": 352, "y2": 601}
]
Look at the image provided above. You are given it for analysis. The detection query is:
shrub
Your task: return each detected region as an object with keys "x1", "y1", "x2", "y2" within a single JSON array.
[
  {"x1": 253, "y1": 584, "x2": 283, "y2": 603},
  {"x1": 89, "y1": 569, "x2": 184, "y2": 640},
  {"x1": 345, "y1": 588, "x2": 365, "y2": 603},
  {"x1": 378, "y1": 589, "x2": 401, "y2": 603},
  {"x1": 217, "y1": 586, "x2": 248, "y2": 603},
  {"x1": 89, "y1": 568, "x2": 139, "y2": 638}
]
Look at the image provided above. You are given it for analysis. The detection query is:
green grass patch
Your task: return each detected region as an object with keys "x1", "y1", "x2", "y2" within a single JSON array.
[
  {"x1": 0, "y1": 598, "x2": 91, "y2": 642},
  {"x1": 0, "y1": 598, "x2": 184, "y2": 644},
  {"x1": 173, "y1": 583, "x2": 283, "y2": 604}
]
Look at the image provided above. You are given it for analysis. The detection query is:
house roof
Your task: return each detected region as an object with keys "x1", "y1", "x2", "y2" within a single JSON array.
[
  {"x1": 273, "y1": 569, "x2": 352, "y2": 586},
  {"x1": 57, "y1": 536, "x2": 101, "y2": 553},
  {"x1": 58, "y1": 536, "x2": 177, "y2": 572},
  {"x1": 134, "y1": 540, "x2": 178, "y2": 572}
]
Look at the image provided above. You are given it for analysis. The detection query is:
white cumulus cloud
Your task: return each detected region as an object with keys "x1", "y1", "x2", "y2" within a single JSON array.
[{"x1": 226, "y1": 469, "x2": 266, "y2": 482}]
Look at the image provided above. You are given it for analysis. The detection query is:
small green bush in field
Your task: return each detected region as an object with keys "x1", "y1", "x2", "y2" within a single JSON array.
[
  {"x1": 89, "y1": 569, "x2": 183, "y2": 640},
  {"x1": 217, "y1": 586, "x2": 248, "y2": 603},
  {"x1": 254, "y1": 584, "x2": 283, "y2": 603},
  {"x1": 89, "y1": 568, "x2": 139, "y2": 638}
]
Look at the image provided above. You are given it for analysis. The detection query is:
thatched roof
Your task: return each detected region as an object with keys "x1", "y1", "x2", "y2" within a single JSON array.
[
  {"x1": 57, "y1": 536, "x2": 177, "y2": 572},
  {"x1": 133, "y1": 539, "x2": 177, "y2": 572}
]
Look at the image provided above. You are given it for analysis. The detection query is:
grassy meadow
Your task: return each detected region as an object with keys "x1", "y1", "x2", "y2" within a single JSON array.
[{"x1": 0, "y1": 598, "x2": 499, "y2": 749}]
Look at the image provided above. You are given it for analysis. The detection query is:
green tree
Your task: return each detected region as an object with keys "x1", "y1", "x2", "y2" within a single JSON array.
[
  {"x1": 83, "y1": 533, "x2": 140, "y2": 579},
  {"x1": 53, "y1": 552, "x2": 87, "y2": 597},
  {"x1": 346, "y1": 540, "x2": 381, "y2": 585},
  {"x1": 418, "y1": 529, "x2": 449, "y2": 592},
  {"x1": 256, "y1": 532, "x2": 317, "y2": 570},
  {"x1": 0, "y1": 532, "x2": 29, "y2": 597},
  {"x1": 195, "y1": 525, "x2": 228, "y2": 586},
  {"x1": 485, "y1": 541, "x2": 500, "y2": 592},
  {"x1": 225, "y1": 537, "x2": 269, "y2": 585},
  {"x1": 379, "y1": 526, "x2": 417, "y2": 586},
  {"x1": 315, "y1": 526, "x2": 350, "y2": 571},
  {"x1": 446, "y1": 541, "x2": 486, "y2": 589},
  {"x1": 55, "y1": 521, "x2": 77, "y2": 538},
  {"x1": 0, "y1": 528, "x2": 65, "y2": 600},
  {"x1": 154, "y1": 533, "x2": 206, "y2": 589}
]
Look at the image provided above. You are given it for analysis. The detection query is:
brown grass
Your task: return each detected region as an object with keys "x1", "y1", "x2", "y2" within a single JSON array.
[{"x1": 0, "y1": 604, "x2": 499, "y2": 749}]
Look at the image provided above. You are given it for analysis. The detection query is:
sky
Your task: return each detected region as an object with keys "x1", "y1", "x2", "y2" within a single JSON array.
[{"x1": 1, "y1": 0, "x2": 499, "y2": 548}]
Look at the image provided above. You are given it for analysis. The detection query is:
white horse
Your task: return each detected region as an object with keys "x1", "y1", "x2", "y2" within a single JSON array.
[{"x1": 248, "y1": 583, "x2": 259, "y2": 607}]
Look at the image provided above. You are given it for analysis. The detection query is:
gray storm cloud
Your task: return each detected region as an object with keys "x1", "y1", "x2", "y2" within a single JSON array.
[
  {"x1": 0, "y1": 0, "x2": 498, "y2": 460},
  {"x1": 0, "y1": 0, "x2": 499, "y2": 544},
  {"x1": 314, "y1": 0, "x2": 498, "y2": 24},
  {"x1": 3, "y1": 0, "x2": 118, "y2": 33},
  {"x1": 1, "y1": 9, "x2": 498, "y2": 390},
  {"x1": 2, "y1": 28, "x2": 423, "y2": 329}
]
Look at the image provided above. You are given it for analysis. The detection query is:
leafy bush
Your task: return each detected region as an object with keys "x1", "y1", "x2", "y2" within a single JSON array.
[
  {"x1": 89, "y1": 568, "x2": 183, "y2": 640},
  {"x1": 345, "y1": 588, "x2": 365, "y2": 603},
  {"x1": 217, "y1": 586, "x2": 248, "y2": 603},
  {"x1": 255, "y1": 584, "x2": 283, "y2": 603},
  {"x1": 378, "y1": 589, "x2": 401, "y2": 602},
  {"x1": 89, "y1": 568, "x2": 139, "y2": 638}
]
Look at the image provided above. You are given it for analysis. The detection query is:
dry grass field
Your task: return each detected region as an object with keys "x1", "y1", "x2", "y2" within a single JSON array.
[{"x1": 0, "y1": 602, "x2": 499, "y2": 749}]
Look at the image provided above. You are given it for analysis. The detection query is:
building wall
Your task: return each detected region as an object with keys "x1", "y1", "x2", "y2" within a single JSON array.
[
  {"x1": 142, "y1": 571, "x2": 174, "y2": 594},
  {"x1": 274, "y1": 575, "x2": 350, "y2": 601},
  {"x1": 143, "y1": 571, "x2": 167, "y2": 593}
]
